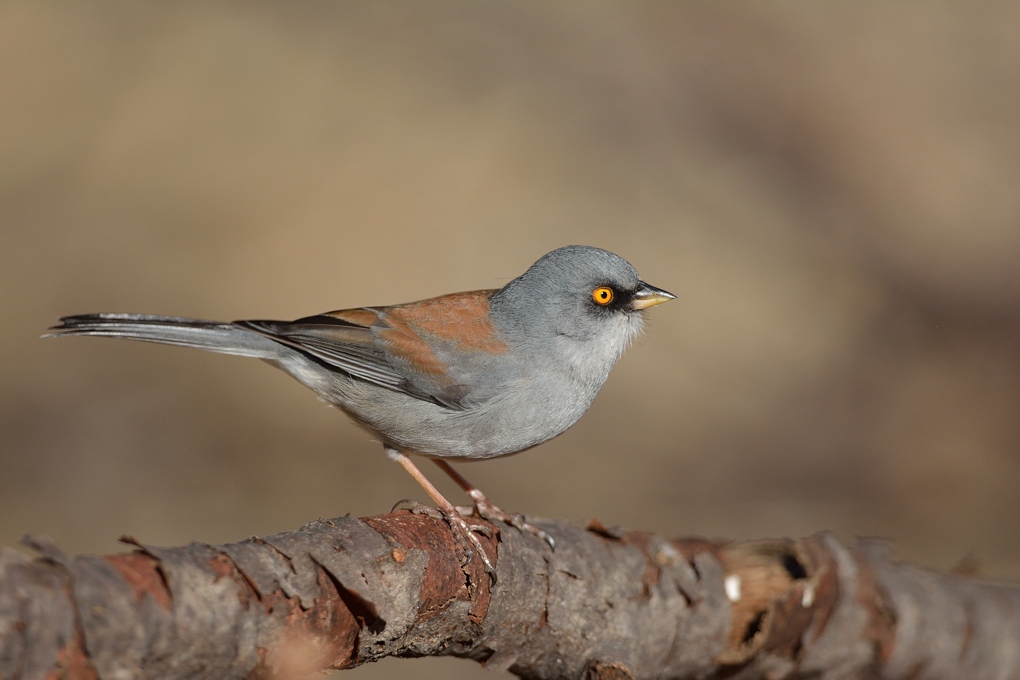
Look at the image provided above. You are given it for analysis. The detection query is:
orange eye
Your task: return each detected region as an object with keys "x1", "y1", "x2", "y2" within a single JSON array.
[{"x1": 592, "y1": 286, "x2": 614, "y2": 305}]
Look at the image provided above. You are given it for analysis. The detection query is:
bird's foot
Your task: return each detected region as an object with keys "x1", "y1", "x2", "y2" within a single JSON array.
[
  {"x1": 391, "y1": 498, "x2": 444, "y2": 519},
  {"x1": 430, "y1": 458, "x2": 555, "y2": 550},
  {"x1": 457, "y1": 497, "x2": 555, "y2": 550},
  {"x1": 392, "y1": 499, "x2": 497, "y2": 580},
  {"x1": 446, "y1": 510, "x2": 497, "y2": 582}
]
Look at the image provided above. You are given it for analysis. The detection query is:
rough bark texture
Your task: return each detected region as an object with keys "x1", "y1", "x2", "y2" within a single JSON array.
[{"x1": 1, "y1": 513, "x2": 1019, "y2": 679}]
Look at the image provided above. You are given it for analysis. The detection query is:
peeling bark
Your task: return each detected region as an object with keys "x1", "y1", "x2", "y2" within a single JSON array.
[{"x1": 2, "y1": 513, "x2": 1019, "y2": 679}]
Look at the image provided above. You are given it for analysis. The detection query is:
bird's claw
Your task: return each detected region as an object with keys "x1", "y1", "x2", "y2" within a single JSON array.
[
  {"x1": 448, "y1": 505, "x2": 495, "y2": 538},
  {"x1": 469, "y1": 498, "x2": 556, "y2": 550},
  {"x1": 393, "y1": 500, "x2": 497, "y2": 582},
  {"x1": 526, "y1": 523, "x2": 556, "y2": 551},
  {"x1": 445, "y1": 512, "x2": 497, "y2": 583},
  {"x1": 391, "y1": 498, "x2": 443, "y2": 520}
]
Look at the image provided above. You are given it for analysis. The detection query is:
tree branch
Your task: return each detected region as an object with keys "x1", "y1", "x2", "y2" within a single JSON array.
[{"x1": 2, "y1": 512, "x2": 1018, "y2": 679}]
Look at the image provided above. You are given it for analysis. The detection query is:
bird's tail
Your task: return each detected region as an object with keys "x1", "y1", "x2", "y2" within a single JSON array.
[{"x1": 45, "y1": 313, "x2": 285, "y2": 359}]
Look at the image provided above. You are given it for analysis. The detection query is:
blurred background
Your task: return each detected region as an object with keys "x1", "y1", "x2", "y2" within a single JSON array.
[{"x1": 3, "y1": 3, "x2": 1020, "y2": 677}]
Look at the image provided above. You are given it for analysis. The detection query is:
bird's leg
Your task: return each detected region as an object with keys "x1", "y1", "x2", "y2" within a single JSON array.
[
  {"x1": 384, "y1": 446, "x2": 496, "y2": 577},
  {"x1": 431, "y1": 459, "x2": 555, "y2": 550}
]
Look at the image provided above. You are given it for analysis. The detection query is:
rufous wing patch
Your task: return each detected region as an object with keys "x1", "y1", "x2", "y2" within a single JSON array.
[
  {"x1": 375, "y1": 313, "x2": 449, "y2": 377},
  {"x1": 318, "y1": 291, "x2": 506, "y2": 381},
  {"x1": 386, "y1": 290, "x2": 507, "y2": 353},
  {"x1": 321, "y1": 308, "x2": 381, "y2": 327}
]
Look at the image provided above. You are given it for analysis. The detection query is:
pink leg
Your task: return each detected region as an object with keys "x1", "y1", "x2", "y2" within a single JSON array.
[
  {"x1": 385, "y1": 446, "x2": 496, "y2": 576},
  {"x1": 432, "y1": 459, "x2": 555, "y2": 549}
]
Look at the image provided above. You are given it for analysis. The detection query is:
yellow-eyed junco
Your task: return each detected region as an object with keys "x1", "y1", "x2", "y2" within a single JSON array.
[{"x1": 47, "y1": 245, "x2": 674, "y2": 574}]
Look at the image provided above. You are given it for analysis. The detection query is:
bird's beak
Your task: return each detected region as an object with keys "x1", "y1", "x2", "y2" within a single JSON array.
[{"x1": 629, "y1": 281, "x2": 676, "y2": 310}]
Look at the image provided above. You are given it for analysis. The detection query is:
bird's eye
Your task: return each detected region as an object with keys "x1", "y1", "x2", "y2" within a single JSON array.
[{"x1": 592, "y1": 286, "x2": 614, "y2": 305}]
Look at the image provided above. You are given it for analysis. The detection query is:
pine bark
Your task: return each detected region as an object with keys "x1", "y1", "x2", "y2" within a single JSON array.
[{"x1": 2, "y1": 512, "x2": 1018, "y2": 679}]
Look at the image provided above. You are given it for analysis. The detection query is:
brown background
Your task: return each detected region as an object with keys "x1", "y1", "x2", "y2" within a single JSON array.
[{"x1": 3, "y1": 3, "x2": 1020, "y2": 678}]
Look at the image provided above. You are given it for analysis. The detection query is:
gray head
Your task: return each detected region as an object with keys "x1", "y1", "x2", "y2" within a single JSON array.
[{"x1": 490, "y1": 246, "x2": 674, "y2": 348}]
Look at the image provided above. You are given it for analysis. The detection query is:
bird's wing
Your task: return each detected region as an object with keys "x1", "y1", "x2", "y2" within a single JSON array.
[{"x1": 236, "y1": 290, "x2": 504, "y2": 409}]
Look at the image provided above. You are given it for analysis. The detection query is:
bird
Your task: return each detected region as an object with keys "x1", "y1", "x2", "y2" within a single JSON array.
[{"x1": 46, "y1": 245, "x2": 674, "y2": 575}]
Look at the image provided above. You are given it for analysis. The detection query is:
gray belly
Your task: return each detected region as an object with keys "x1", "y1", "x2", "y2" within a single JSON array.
[
  {"x1": 270, "y1": 344, "x2": 609, "y2": 459},
  {"x1": 332, "y1": 375, "x2": 596, "y2": 459}
]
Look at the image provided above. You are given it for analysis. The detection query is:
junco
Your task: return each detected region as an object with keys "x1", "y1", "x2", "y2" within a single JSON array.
[{"x1": 47, "y1": 245, "x2": 674, "y2": 574}]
